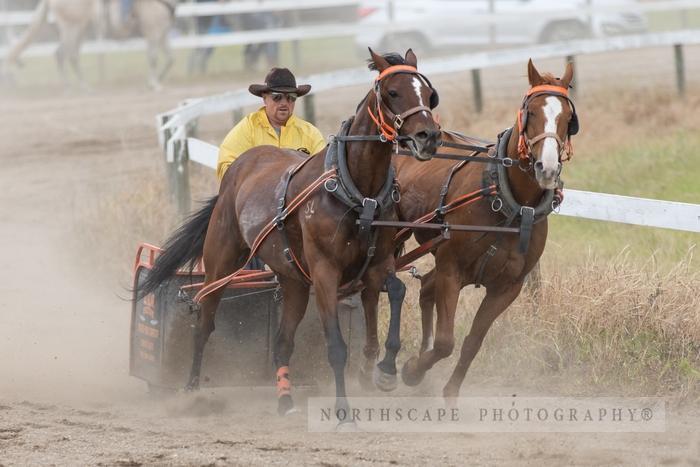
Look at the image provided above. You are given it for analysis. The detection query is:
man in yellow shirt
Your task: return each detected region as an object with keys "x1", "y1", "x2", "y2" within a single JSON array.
[{"x1": 216, "y1": 68, "x2": 327, "y2": 181}]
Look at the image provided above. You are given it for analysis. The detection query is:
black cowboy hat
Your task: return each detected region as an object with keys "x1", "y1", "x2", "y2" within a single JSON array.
[{"x1": 248, "y1": 68, "x2": 311, "y2": 97}]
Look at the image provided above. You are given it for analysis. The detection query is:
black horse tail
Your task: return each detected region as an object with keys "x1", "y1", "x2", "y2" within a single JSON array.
[{"x1": 136, "y1": 196, "x2": 218, "y2": 300}]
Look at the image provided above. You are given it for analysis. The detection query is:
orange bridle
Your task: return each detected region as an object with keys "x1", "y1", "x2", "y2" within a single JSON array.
[
  {"x1": 517, "y1": 84, "x2": 576, "y2": 165},
  {"x1": 367, "y1": 65, "x2": 435, "y2": 142}
]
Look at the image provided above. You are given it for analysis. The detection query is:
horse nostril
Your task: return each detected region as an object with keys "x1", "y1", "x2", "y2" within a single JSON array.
[
  {"x1": 534, "y1": 161, "x2": 544, "y2": 171},
  {"x1": 415, "y1": 131, "x2": 428, "y2": 141}
]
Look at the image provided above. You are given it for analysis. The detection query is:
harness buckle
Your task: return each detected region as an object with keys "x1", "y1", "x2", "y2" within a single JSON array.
[
  {"x1": 283, "y1": 248, "x2": 293, "y2": 263},
  {"x1": 486, "y1": 245, "x2": 498, "y2": 257},
  {"x1": 277, "y1": 197, "x2": 285, "y2": 209},
  {"x1": 441, "y1": 223, "x2": 451, "y2": 240},
  {"x1": 394, "y1": 114, "x2": 404, "y2": 129},
  {"x1": 367, "y1": 246, "x2": 376, "y2": 257},
  {"x1": 520, "y1": 206, "x2": 535, "y2": 217},
  {"x1": 502, "y1": 158, "x2": 514, "y2": 167},
  {"x1": 324, "y1": 178, "x2": 338, "y2": 193},
  {"x1": 391, "y1": 188, "x2": 401, "y2": 203},
  {"x1": 379, "y1": 133, "x2": 388, "y2": 143},
  {"x1": 362, "y1": 198, "x2": 378, "y2": 209},
  {"x1": 491, "y1": 197, "x2": 503, "y2": 213}
]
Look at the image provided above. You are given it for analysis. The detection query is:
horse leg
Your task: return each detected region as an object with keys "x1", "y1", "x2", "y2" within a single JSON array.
[
  {"x1": 186, "y1": 233, "x2": 247, "y2": 391},
  {"x1": 54, "y1": 43, "x2": 68, "y2": 86},
  {"x1": 442, "y1": 281, "x2": 524, "y2": 399},
  {"x1": 185, "y1": 286, "x2": 224, "y2": 391},
  {"x1": 357, "y1": 281, "x2": 379, "y2": 391},
  {"x1": 62, "y1": 26, "x2": 85, "y2": 87},
  {"x1": 156, "y1": 35, "x2": 174, "y2": 82},
  {"x1": 373, "y1": 272, "x2": 404, "y2": 391},
  {"x1": 273, "y1": 277, "x2": 310, "y2": 416},
  {"x1": 311, "y1": 261, "x2": 351, "y2": 421},
  {"x1": 418, "y1": 268, "x2": 436, "y2": 354},
  {"x1": 146, "y1": 42, "x2": 161, "y2": 90},
  {"x1": 401, "y1": 264, "x2": 460, "y2": 386}
]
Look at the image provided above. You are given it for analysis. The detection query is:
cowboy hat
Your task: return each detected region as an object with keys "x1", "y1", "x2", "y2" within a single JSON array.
[{"x1": 249, "y1": 68, "x2": 311, "y2": 97}]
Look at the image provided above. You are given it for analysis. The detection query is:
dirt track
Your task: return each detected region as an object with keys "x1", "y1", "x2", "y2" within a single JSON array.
[{"x1": 2, "y1": 58, "x2": 700, "y2": 465}]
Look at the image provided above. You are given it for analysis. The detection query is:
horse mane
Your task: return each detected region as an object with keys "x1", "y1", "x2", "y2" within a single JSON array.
[
  {"x1": 367, "y1": 53, "x2": 406, "y2": 71},
  {"x1": 540, "y1": 72, "x2": 568, "y2": 88}
]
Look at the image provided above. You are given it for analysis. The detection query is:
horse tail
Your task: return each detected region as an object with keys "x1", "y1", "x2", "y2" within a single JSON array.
[
  {"x1": 136, "y1": 196, "x2": 218, "y2": 300},
  {"x1": 6, "y1": 0, "x2": 49, "y2": 66}
]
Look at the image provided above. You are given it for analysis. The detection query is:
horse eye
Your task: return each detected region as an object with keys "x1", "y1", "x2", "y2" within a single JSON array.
[{"x1": 388, "y1": 90, "x2": 399, "y2": 98}]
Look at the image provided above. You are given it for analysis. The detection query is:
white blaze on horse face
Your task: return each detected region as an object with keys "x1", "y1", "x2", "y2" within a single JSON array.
[
  {"x1": 412, "y1": 77, "x2": 429, "y2": 117},
  {"x1": 540, "y1": 96, "x2": 563, "y2": 172}
]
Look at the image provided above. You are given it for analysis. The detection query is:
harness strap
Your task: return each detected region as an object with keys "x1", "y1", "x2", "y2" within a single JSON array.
[
  {"x1": 193, "y1": 168, "x2": 335, "y2": 303},
  {"x1": 394, "y1": 185, "x2": 497, "y2": 242},
  {"x1": 435, "y1": 160, "x2": 469, "y2": 223},
  {"x1": 518, "y1": 207, "x2": 535, "y2": 254},
  {"x1": 474, "y1": 244, "x2": 498, "y2": 289}
]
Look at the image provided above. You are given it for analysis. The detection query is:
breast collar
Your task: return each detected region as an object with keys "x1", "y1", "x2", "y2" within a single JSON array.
[
  {"x1": 323, "y1": 117, "x2": 400, "y2": 216},
  {"x1": 484, "y1": 126, "x2": 561, "y2": 224}
]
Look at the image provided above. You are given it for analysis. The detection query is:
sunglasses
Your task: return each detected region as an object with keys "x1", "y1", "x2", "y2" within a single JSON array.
[{"x1": 270, "y1": 92, "x2": 297, "y2": 103}]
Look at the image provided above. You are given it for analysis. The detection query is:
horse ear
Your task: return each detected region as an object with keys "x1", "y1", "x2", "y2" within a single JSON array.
[
  {"x1": 527, "y1": 58, "x2": 544, "y2": 87},
  {"x1": 369, "y1": 47, "x2": 390, "y2": 72},
  {"x1": 404, "y1": 48, "x2": 417, "y2": 68},
  {"x1": 561, "y1": 61, "x2": 574, "y2": 88}
]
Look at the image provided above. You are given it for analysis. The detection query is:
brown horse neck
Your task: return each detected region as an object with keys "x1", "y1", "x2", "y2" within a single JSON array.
[
  {"x1": 345, "y1": 104, "x2": 393, "y2": 198},
  {"x1": 504, "y1": 124, "x2": 545, "y2": 206}
]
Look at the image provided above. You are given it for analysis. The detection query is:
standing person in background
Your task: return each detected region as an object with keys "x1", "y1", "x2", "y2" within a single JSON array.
[
  {"x1": 188, "y1": 0, "x2": 229, "y2": 75},
  {"x1": 241, "y1": 9, "x2": 282, "y2": 71}
]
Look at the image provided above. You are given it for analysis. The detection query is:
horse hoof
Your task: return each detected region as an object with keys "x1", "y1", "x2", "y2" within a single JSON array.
[
  {"x1": 335, "y1": 420, "x2": 360, "y2": 432},
  {"x1": 184, "y1": 381, "x2": 199, "y2": 392},
  {"x1": 400, "y1": 357, "x2": 425, "y2": 387},
  {"x1": 373, "y1": 365, "x2": 398, "y2": 392},
  {"x1": 443, "y1": 385, "x2": 460, "y2": 400},
  {"x1": 277, "y1": 394, "x2": 295, "y2": 416},
  {"x1": 358, "y1": 367, "x2": 375, "y2": 391}
]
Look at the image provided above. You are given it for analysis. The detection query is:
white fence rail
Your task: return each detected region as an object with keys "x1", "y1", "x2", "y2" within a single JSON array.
[
  {"x1": 2, "y1": 0, "x2": 699, "y2": 56},
  {"x1": 154, "y1": 29, "x2": 700, "y2": 232},
  {"x1": 182, "y1": 137, "x2": 700, "y2": 233},
  {"x1": 158, "y1": 28, "x2": 700, "y2": 155}
]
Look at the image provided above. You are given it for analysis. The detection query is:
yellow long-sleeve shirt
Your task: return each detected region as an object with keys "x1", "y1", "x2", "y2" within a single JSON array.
[{"x1": 216, "y1": 107, "x2": 327, "y2": 180}]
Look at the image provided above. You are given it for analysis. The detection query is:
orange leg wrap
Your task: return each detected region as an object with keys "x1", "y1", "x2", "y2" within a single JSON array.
[{"x1": 276, "y1": 366, "x2": 291, "y2": 398}]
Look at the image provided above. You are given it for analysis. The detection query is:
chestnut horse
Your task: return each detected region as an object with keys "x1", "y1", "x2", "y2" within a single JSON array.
[
  {"x1": 137, "y1": 49, "x2": 441, "y2": 417},
  {"x1": 394, "y1": 59, "x2": 577, "y2": 398}
]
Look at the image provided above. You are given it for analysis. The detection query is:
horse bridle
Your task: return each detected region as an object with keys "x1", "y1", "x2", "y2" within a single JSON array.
[
  {"x1": 516, "y1": 84, "x2": 579, "y2": 168},
  {"x1": 367, "y1": 64, "x2": 438, "y2": 144}
]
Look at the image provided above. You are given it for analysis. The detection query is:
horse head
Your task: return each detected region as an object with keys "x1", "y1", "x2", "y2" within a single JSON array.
[
  {"x1": 517, "y1": 59, "x2": 578, "y2": 190},
  {"x1": 367, "y1": 48, "x2": 441, "y2": 161}
]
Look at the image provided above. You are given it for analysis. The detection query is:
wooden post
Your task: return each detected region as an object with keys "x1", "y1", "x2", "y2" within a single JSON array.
[
  {"x1": 471, "y1": 69, "x2": 483, "y2": 113},
  {"x1": 565, "y1": 55, "x2": 577, "y2": 99},
  {"x1": 488, "y1": 0, "x2": 496, "y2": 46},
  {"x1": 172, "y1": 138, "x2": 192, "y2": 219},
  {"x1": 303, "y1": 94, "x2": 316, "y2": 125},
  {"x1": 161, "y1": 114, "x2": 191, "y2": 219},
  {"x1": 674, "y1": 44, "x2": 686, "y2": 97}
]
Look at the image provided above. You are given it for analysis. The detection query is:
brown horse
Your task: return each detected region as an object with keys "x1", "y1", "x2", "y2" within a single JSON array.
[
  {"x1": 137, "y1": 49, "x2": 441, "y2": 419},
  {"x1": 394, "y1": 59, "x2": 576, "y2": 398},
  {"x1": 4, "y1": 0, "x2": 174, "y2": 89}
]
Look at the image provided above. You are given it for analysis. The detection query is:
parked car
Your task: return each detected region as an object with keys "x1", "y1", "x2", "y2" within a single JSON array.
[{"x1": 355, "y1": 0, "x2": 648, "y2": 53}]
